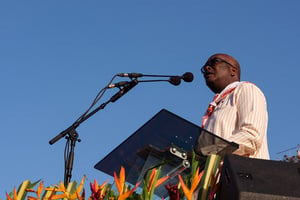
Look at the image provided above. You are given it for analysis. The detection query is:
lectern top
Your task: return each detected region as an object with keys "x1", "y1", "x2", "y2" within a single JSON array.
[{"x1": 94, "y1": 109, "x2": 238, "y2": 185}]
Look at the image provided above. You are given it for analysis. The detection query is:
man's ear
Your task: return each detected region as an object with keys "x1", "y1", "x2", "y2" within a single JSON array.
[{"x1": 230, "y1": 67, "x2": 237, "y2": 76}]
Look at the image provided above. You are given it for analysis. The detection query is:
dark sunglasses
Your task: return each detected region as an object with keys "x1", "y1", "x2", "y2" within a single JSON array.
[{"x1": 201, "y1": 58, "x2": 236, "y2": 73}]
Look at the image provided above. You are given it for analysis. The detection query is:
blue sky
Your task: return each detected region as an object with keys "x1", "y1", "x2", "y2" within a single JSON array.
[{"x1": 1, "y1": 0, "x2": 299, "y2": 197}]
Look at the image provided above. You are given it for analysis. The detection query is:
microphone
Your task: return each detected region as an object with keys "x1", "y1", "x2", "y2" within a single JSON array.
[
  {"x1": 168, "y1": 72, "x2": 194, "y2": 86},
  {"x1": 181, "y1": 72, "x2": 194, "y2": 82},
  {"x1": 118, "y1": 72, "x2": 194, "y2": 81},
  {"x1": 107, "y1": 81, "x2": 130, "y2": 88},
  {"x1": 117, "y1": 73, "x2": 143, "y2": 78},
  {"x1": 169, "y1": 76, "x2": 181, "y2": 86}
]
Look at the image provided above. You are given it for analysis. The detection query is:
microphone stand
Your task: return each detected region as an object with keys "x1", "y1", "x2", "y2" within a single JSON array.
[{"x1": 49, "y1": 79, "x2": 138, "y2": 186}]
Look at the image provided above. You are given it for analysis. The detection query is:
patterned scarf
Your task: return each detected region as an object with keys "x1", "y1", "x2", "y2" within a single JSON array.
[{"x1": 201, "y1": 81, "x2": 241, "y2": 128}]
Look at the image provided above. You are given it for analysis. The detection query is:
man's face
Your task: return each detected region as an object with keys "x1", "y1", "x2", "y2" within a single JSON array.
[{"x1": 201, "y1": 55, "x2": 237, "y2": 93}]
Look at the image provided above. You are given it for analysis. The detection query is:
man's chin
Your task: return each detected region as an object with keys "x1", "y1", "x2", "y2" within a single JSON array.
[
  {"x1": 205, "y1": 80, "x2": 217, "y2": 92},
  {"x1": 205, "y1": 79, "x2": 214, "y2": 86}
]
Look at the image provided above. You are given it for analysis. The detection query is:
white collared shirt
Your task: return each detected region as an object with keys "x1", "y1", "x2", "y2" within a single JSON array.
[{"x1": 203, "y1": 81, "x2": 270, "y2": 159}]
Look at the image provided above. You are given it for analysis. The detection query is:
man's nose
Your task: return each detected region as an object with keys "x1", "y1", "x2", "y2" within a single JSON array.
[{"x1": 204, "y1": 65, "x2": 213, "y2": 72}]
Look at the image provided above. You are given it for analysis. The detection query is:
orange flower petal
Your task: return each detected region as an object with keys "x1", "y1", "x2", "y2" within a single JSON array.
[
  {"x1": 147, "y1": 169, "x2": 157, "y2": 193},
  {"x1": 70, "y1": 175, "x2": 86, "y2": 199},
  {"x1": 114, "y1": 171, "x2": 122, "y2": 194},
  {"x1": 119, "y1": 181, "x2": 141, "y2": 200},
  {"x1": 51, "y1": 193, "x2": 69, "y2": 199},
  {"x1": 178, "y1": 174, "x2": 192, "y2": 200},
  {"x1": 191, "y1": 168, "x2": 203, "y2": 192},
  {"x1": 119, "y1": 166, "x2": 125, "y2": 192},
  {"x1": 99, "y1": 179, "x2": 109, "y2": 189},
  {"x1": 155, "y1": 175, "x2": 169, "y2": 188},
  {"x1": 94, "y1": 179, "x2": 99, "y2": 190},
  {"x1": 37, "y1": 181, "x2": 44, "y2": 198}
]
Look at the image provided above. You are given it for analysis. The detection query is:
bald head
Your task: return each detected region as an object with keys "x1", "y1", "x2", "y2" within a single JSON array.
[{"x1": 208, "y1": 53, "x2": 241, "y2": 80}]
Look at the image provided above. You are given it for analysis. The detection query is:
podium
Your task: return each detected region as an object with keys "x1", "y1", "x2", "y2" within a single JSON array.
[{"x1": 94, "y1": 109, "x2": 238, "y2": 197}]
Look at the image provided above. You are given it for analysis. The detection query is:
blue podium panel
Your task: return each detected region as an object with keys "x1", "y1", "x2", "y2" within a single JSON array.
[
  {"x1": 94, "y1": 109, "x2": 238, "y2": 185},
  {"x1": 94, "y1": 109, "x2": 201, "y2": 183}
]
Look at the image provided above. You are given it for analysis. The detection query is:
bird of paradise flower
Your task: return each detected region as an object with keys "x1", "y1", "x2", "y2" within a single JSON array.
[
  {"x1": 43, "y1": 175, "x2": 86, "y2": 200},
  {"x1": 178, "y1": 167, "x2": 204, "y2": 200},
  {"x1": 141, "y1": 166, "x2": 169, "y2": 200},
  {"x1": 114, "y1": 166, "x2": 141, "y2": 200}
]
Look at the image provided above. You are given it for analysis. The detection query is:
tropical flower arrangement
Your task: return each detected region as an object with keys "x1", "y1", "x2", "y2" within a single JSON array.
[{"x1": 4, "y1": 153, "x2": 222, "y2": 200}]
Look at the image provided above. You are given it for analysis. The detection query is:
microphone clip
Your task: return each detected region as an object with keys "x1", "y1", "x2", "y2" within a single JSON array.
[{"x1": 110, "y1": 79, "x2": 139, "y2": 102}]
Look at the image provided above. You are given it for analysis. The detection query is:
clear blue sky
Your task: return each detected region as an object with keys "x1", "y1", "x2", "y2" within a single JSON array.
[{"x1": 1, "y1": 0, "x2": 299, "y2": 197}]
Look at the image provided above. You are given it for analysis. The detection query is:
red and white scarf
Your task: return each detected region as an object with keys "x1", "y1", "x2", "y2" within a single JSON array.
[{"x1": 201, "y1": 82, "x2": 242, "y2": 128}]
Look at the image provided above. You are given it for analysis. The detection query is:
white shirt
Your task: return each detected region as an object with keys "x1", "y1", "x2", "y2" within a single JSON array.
[{"x1": 202, "y1": 81, "x2": 270, "y2": 159}]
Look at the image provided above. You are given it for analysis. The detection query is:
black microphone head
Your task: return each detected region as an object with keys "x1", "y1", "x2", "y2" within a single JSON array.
[
  {"x1": 182, "y1": 72, "x2": 194, "y2": 82},
  {"x1": 169, "y1": 76, "x2": 181, "y2": 86}
]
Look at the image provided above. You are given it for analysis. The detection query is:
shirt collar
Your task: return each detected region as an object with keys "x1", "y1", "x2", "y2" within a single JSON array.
[{"x1": 219, "y1": 81, "x2": 240, "y2": 96}]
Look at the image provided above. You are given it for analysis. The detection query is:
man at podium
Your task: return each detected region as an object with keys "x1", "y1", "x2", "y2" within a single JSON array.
[{"x1": 200, "y1": 53, "x2": 269, "y2": 159}]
